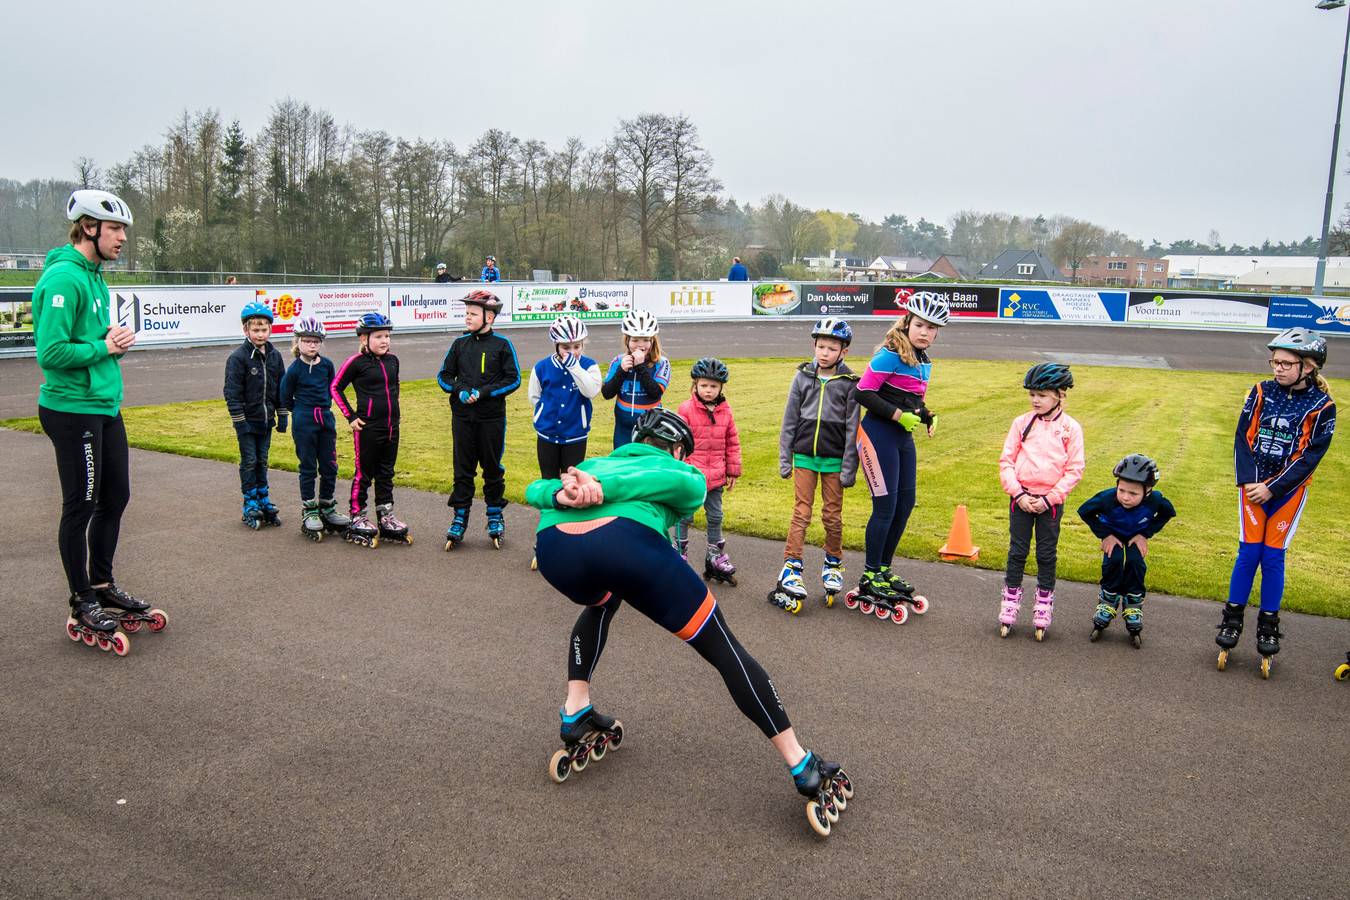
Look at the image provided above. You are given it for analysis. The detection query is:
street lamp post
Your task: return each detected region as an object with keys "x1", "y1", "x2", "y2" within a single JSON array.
[{"x1": 1315, "y1": 0, "x2": 1350, "y2": 297}]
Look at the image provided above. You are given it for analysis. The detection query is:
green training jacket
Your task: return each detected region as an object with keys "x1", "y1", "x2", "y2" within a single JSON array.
[
  {"x1": 527, "y1": 443, "x2": 707, "y2": 536},
  {"x1": 32, "y1": 244, "x2": 123, "y2": 416}
]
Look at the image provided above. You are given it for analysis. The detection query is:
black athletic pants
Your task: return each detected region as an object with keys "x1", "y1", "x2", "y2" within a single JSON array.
[
  {"x1": 351, "y1": 423, "x2": 398, "y2": 513},
  {"x1": 536, "y1": 437, "x2": 587, "y2": 481},
  {"x1": 449, "y1": 416, "x2": 506, "y2": 509},
  {"x1": 39, "y1": 407, "x2": 131, "y2": 603}
]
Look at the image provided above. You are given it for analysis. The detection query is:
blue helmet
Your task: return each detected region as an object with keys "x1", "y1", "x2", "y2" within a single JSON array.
[
  {"x1": 356, "y1": 313, "x2": 393, "y2": 335},
  {"x1": 1024, "y1": 362, "x2": 1074, "y2": 391},
  {"x1": 811, "y1": 317, "x2": 852, "y2": 347},
  {"x1": 240, "y1": 301, "x2": 273, "y2": 323},
  {"x1": 690, "y1": 357, "x2": 729, "y2": 383}
]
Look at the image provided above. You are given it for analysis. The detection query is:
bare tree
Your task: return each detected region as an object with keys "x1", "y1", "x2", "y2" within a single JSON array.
[
  {"x1": 758, "y1": 194, "x2": 826, "y2": 265},
  {"x1": 664, "y1": 115, "x2": 720, "y2": 280},
  {"x1": 74, "y1": 158, "x2": 100, "y2": 189},
  {"x1": 612, "y1": 113, "x2": 675, "y2": 280},
  {"x1": 1051, "y1": 220, "x2": 1109, "y2": 283},
  {"x1": 469, "y1": 128, "x2": 520, "y2": 265}
]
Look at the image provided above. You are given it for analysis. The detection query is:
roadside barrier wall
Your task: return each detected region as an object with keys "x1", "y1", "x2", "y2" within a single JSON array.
[{"x1": 2, "y1": 280, "x2": 1347, "y2": 356}]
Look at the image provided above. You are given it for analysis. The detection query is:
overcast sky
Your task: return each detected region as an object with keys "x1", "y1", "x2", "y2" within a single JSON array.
[{"x1": 3, "y1": 0, "x2": 1346, "y2": 248}]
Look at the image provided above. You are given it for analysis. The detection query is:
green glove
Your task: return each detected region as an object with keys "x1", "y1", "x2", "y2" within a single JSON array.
[{"x1": 898, "y1": 411, "x2": 922, "y2": 432}]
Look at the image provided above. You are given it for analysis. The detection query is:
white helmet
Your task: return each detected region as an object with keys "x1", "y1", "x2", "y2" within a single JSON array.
[
  {"x1": 66, "y1": 189, "x2": 133, "y2": 226},
  {"x1": 548, "y1": 314, "x2": 588, "y2": 343},
  {"x1": 621, "y1": 309, "x2": 659, "y2": 337},
  {"x1": 906, "y1": 292, "x2": 950, "y2": 327}
]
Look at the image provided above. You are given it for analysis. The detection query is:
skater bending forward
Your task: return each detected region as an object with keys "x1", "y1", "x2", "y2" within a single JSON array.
[{"x1": 527, "y1": 408, "x2": 852, "y2": 834}]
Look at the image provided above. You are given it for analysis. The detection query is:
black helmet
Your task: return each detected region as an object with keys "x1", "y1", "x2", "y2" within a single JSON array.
[
  {"x1": 1024, "y1": 362, "x2": 1074, "y2": 391},
  {"x1": 631, "y1": 408, "x2": 695, "y2": 458},
  {"x1": 355, "y1": 313, "x2": 393, "y2": 335},
  {"x1": 1113, "y1": 453, "x2": 1159, "y2": 489},
  {"x1": 690, "y1": 357, "x2": 729, "y2": 383},
  {"x1": 1267, "y1": 327, "x2": 1327, "y2": 368}
]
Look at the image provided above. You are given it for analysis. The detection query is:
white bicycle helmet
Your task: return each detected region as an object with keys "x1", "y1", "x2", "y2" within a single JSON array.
[
  {"x1": 621, "y1": 309, "x2": 659, "y2": 337},
  {"x1": 293, "y1": 316, "x2": 326, "y2": 339},
  {"x1": 66, "y1": 189, "x2": 133, "y2": 226},
  {"x1": 548, "y1": 314, "x2": 588, "y2": 343},
  {"x1": 906, "y1": 292, "x2": 950, "y2": 327}
]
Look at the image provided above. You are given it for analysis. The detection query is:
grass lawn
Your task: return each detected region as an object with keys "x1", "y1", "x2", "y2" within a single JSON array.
[{"x1": 5, "y1": 357, "x2": 1348, "y2": 618}]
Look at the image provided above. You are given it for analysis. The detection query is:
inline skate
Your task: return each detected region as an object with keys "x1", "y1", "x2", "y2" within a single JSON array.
[
  {"x1": 821, "y1": 555, "x2": 844, "y2": 608},
  {"x1": 445, "y1": 507, "x2": 469, "y2": 550},
  {"x1": 1089, "y1": 590, "x2": 1120, "y2": 642},
  {"x1": 1215, "y1": 602, "x2": 1245, "y2": 671},
  {"x1": 94, "y1": 584, "x2": 168, "y2": 636},
  {"x1": 842, "y1": 568, "x2": 908, "y2": 624},
  {"x1": 1335, "y1": 651, "x2": 1350, "y2": 681},
  {"x1": 767, "y1": 558, "x2": 807, "y2": 614},
  {"x1": 548, "y1": 705, "x2": 625, "y2": 783},
  {"x1": 999, "y1": 585, "x2": 1022, "y2": 637},
  {"x1": 376, "y1": 503, "x2": 412, "y2": 546},
  {"x1": 65, "y1": 597, "x2": 129, "y2": 656},
  {"x1": 486, "y1": 505, "x2": 505, "y2": 549},
  {"x1": 255, "y1": 485, "x2": 281, "y2": 526},
  {"x1": 241, "y1": 490, "x2": 264, "y2": 530},
  {"x1": 703, "y1": 541, "x2": 737, "y2": 586},
  {"x1": 791, "y1": 749, "x2": 855, "y2": 838},
  {"x1": 301, "y1": 500, "x2": 325, "y2": 542},
  {"x1": 676, "y1": 537, "x2": 688, "y2": 563},
  {"x1": 1256, "y1": 610, "x2": 1282, "y2": 679},
  {"x1": 345, "y1": 511, "x2": 379, "y2": 548},
  {"x1": 884, "y1": 567, "x2": 930, "y2": 615},
  {"x1": 319, "y1": 499, "x2": 350, "y2": 537},
  {"x1": 1032, "y1": 588, "x2": 1054, "y2": 641},
  {"x1": 1122, "y1": 594, "x2": 1144, "y2": 649}
]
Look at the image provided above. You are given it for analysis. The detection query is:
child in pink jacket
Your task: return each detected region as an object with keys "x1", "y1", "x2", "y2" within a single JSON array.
[
  {"x1": 676, "y1": 358, "x2": 742, "y2": 585},
  {"x1": 997, "y1": 364, "x2": 1085, "y2": 641}
]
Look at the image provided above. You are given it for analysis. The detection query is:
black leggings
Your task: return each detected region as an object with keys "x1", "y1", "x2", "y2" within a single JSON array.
[
  {"x1": 539, "y1": 519, "x2": 791, "y2": 739},
  {"x1": 536, "y1": 437, "x2": 587, "y2": 480},
  {"x1": 38, "y1": 407, "x2": 131, "y2": 602}
]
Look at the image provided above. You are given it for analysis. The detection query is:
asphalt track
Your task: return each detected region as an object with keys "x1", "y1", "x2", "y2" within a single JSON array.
[{"x1": 2, "y1": 320, "x2": 1348, "y2": 899}]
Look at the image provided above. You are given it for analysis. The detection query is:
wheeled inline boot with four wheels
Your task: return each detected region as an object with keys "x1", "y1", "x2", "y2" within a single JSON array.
[
  {"x1": 1256, "y1": 609, "x2": 1283, "y2": 679},
  {"x1": 767, "y1": 558, "x2": 807, "y2": 613},
  {"x1": 444, "y1": 507, "x2": 469, "y2": 551},
  {"x1": 301, "y1": 500, "x2": 326, "y2": 542},
  {"x1": 842, "y1": 568, "x2": 908, "y2": 624},
  {"x1": 1089, "y1": 590, "x2": 1120, "y2": 642},
  {"x1": 255, "y1": 486, "x2": 281, "y2": 526},
  {"x1": 345, "y1": 511, "x2": 379, "y2": 548},
  {"x1": 1122, "y1": 594, "x2": 1144, "y2": 649},
  {"x1": 703, "y1": 541, "x2": 737, "y2": 586},
  {"x1": 1215, "y1": 602, "x2": 1246, "y2": 671},
  {"x1": 1032, "y1": 588, "x2": 1055, "y2": 641},
  {"x1": 241, "y1": 490, "x2": 264, "y2": 530},
  {"x1": 376, "y1": 503, "x2": 412, "y2": 546},
  {"x1": 486, "y1": 505, "x2": 505, "y2": 549},
  {"x1": 791, "y1": 749, "x2": 855, "y2": 838},
  {"x1": 884, "y1": 568, "x2": 929, "y2": 616},
  {"x1": 65, "y1": 597, "x2": 129, "y2": 656},
  {"x1": 94, "y1": 584, "x2": 168, "y2": 636},
  {"x1": 821, "y1": 556, "x2": 845, "y2": 608},
  {"x1": 548, "y1": 705, "x2": 625, "y2": 783},
  {"x1": 999, "y1": 584, "x2": 1022, "y2": 637},
  {"x1": 319, "y1": 499, "x2": 350, "y2": 537}
]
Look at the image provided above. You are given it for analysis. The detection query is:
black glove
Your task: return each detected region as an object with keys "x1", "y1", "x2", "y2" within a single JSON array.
[{"x1": 277, "y1": 413, "x2": 289, "y2": 434}]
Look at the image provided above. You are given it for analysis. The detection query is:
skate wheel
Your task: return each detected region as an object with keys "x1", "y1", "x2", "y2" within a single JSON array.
[
  {"x1": 890, "y1": 604, "x2": 908, "y2": 625},
  {"x1": 835, "y1": 770, "x2": 854, "y2": 800},
  {"x1": 530, "y1": 556, "x2": 538, "y2": 571},
  {"x1": 405, "y1": 535, "x2": 413, "y2": 546},
  {"x1": 727, "y1": 575, "x2": 738, "y2": 587},
  {"x1": 830, "y1": 782, "x2": 847, "y2": 811},
  {"x1": 789, "y1": 598, "x2": 802, "y2": 614},
  {"x1": 95, "y1": 632, "x2": 111, "y2": 651},
  {"x1": 82, "y1": 629, "x2": 98, "y2": 646},
  {"x1": 492, "y1": 537, "x2": 501, "y2": 550},
  {"x1": 1035, "y1": 628, "x2": 1046, "y2": 642},
  {"x1": 806, "y1": 800, "x2": 832, "y2": 837},
  {"x1": 876, "y1": 606, "x2": 890, "y2": 621},
  {"x1": 1131, "y1": 633, "x2": 1142, "y2": 650},
  {"x1": 825, "y1": 593, "x2": 834, "y2": 609},
  {"x1": 66, "y1": 619, "x2": 80, "y2": 642},
  {"x1": 910, "y1": 595, "x2": 929, "y2": 614},
  {"x1": 859, "y1": 600, "x2": 874, "y2": 615},
  {"x1": 1261, "y1": 657, "x2": 1271, "y2": 679},
  {"x1": 1336, "y1": 664, "x2": 1350, "y2": 681},
  {"x1": 1217, "y1": 649, "x2": 1228, "y2": 671},
  {"x1": 1090, "y1": 627, "x2": 1102, "y2": 642},
  {"x1": 549, "y1": 749, "x2": 571, "y2": 784},
  {"x1": 822, "y1": 795, "x2": 840, "y2": 824},
  {"x1": 148, "y1": 610, "x2": 169, "y2": 631},
  {"x1": 121, "y1": 618, "x2": 141, "y2": 633},
  {"x1": 589, "y1": 740, "x2": 607, "y2": 763},
  {"x1": 571, "y1": 746, "x2": 590, "y2": 772},
  {"x1": 110, "y1": 632, "x2": 129, "y2": 656},
  {"x1": 999, "y1": 624, "x2": 1012, "y2": 638},
  {"x1": 609, "y1": 722, "x2": 624, "y2": 750},
  {"x1": 445, "y1": 539, "x2": 454, "y2": 551},
  {"x1": 843, "y1": 590, "x2": 859, "y2": 610}
]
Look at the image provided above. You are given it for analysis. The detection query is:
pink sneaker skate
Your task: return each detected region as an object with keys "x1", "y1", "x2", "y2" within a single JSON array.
[
  {"x1": 1033, "y1": 588, "x2": 1054, "y2": 641},
  {"x1": 999, "y1": 585, "x2": 1022, "y2": 638}
]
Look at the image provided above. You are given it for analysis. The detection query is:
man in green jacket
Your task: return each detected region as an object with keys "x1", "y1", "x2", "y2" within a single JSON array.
[
  {"x1": 528, "y1": 408, "x2": 854, "y2": 835},
  {"x1": 34, "y1": 190, "x2": 158, "y2": 650}
]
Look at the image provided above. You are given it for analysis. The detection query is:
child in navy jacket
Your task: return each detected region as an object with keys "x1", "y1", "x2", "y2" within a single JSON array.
[
  {"x1": 224, "y1": 301, "x2": 286, "y2": 528},
  {"x1": 1077, "y1": 454, "x2": 1176, "y2": 648},
  {"x1": 279, "y1": 317, "x2": 349, "y2": 541}
]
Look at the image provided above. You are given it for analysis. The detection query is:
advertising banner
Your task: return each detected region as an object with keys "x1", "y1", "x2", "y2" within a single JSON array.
[
  {"x1": 512, "y1": 283, "x2": 632, "y2": 324},
  {"x1": 634, "y1": 282, "x2": 752, "y2": 320},
  {"x1": 1125, "y1": 291, "x2": 1268, "y2": 328},
  {"x1": 750, "y1": 282, "x2": 804, "y2": 316},
  {"x1": 998, "y1": 288, "x2": 1126, "y2": 322},
  {"x1": 113, "y1": 287, "x2": 247, "y2": 345},
  {"x1": 256, "y1": 286, "x2": 388, "y2": 335},
  {"x1": 798, "y1": 283, "x2": 874, "y2": 317},
  {"x1": 877, "y1": 285, "x2": 999, "y2": 318},
  {"x1": 389, "y1": 284, "x2": 486, "y2": 331},
  {"x1": 1267, "y1": 294, "x2": 1350, "y2": 335}
]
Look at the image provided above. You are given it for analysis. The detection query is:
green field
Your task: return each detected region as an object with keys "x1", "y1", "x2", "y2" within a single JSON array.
[{"x1": 5, "y1": 358, "x2": 1347, "y2": 617}]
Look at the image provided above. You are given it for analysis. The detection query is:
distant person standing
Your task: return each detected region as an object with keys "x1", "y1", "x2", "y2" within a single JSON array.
[
  {"x1": 34, "y1": 190, "x2": 160, "y2": 652},
  {"x1": 728, "y1": 257, "x2": 748, "y2": 281},
  {"x1": 434, "y1": 263, "x2": 462, "y2": 283},
  {"x1": 481, "y1": 255, "x2": 501, "y2": 283}
]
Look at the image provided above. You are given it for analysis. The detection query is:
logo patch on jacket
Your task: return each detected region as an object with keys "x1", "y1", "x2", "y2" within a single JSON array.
[{"x1": 52, "y1": 295, "x2": 64, "y2": 308}]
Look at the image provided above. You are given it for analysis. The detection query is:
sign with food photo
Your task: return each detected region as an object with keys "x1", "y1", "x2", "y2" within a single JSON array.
[{"x1": 751, "y1": 282, "x2": 801, "y2": 315}]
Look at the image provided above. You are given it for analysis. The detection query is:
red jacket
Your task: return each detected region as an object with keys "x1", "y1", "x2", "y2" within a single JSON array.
[{"x1": 677, "y1": 395, "x2": 742, "y2": 490}]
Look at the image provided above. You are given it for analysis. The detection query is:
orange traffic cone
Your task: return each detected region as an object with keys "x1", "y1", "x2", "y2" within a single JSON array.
[{"x1": 939, "y1": 505, "x2": 979, "y2": 562}]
